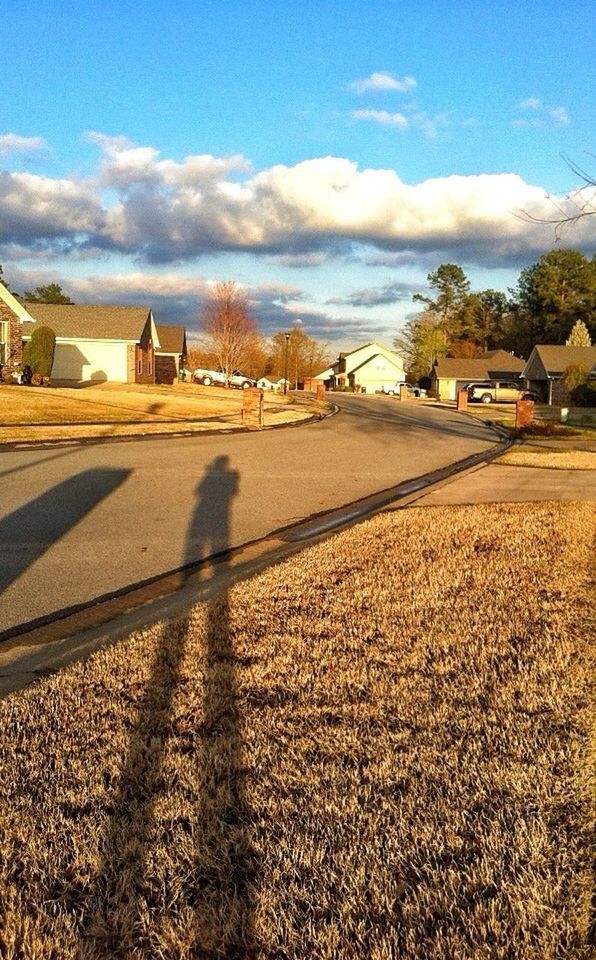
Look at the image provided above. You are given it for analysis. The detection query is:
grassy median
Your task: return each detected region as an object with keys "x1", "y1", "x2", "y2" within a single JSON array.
[{"x1": 0, "y1": 502, "x2": 593, "y2": 959}]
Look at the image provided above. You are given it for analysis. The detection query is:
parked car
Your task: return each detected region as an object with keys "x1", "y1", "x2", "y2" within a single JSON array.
[
  {"x1": 381, "y1": 381, "x2": 425, "y2": 397},
  {"x1": 465, "y1": 380, "x2": 538, "y2": 404},
  {"x1": 192, "y1": 367, "x2": 256, "y2": 389},
  {"x1": 227, "y1": 371, "x2": 257, "y2": 389},
  {"x1": 193, "y1": 368, "x2": 226, "y2": 386}
]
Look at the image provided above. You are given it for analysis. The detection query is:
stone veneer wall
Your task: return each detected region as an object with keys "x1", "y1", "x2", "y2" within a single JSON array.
[{"x1": 0, "y1": 301, "x2": 23, "y2": 370}]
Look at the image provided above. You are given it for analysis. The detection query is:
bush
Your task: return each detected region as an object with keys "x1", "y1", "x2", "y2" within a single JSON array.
[
  {"x1": 23, "y1": 326, "x2": 56, "y2": 381},
  {"x1": 570, "y1": 380, "x2": 596, "y2": 407}
]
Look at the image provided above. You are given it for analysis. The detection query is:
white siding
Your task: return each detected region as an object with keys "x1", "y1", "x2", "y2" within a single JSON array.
[{"x1": 51, "y1": 339, "x2": 130, "y2": 382}]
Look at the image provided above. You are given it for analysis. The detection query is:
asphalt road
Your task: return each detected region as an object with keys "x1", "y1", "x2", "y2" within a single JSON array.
[{"x1": 0, "y1": 396, "x2": 498, "y2": 634}]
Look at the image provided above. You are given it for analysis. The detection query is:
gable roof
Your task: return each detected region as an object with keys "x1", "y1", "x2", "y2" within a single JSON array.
[
  {"x1": 433, "y1": 352, "x2": 525, "y2": 381},
  {"x1": 315, "y1": 341, "x2": 404, "y2": 379},
  {"x1": 0, "y1": 280, "x2": 33, "y2": 322},
  {"x1": 525, "y1": 344, "x2": 596, "y2": 377},
  {"x1": 22, "y1": 302, "x2": 153, "y2": 342},
  {"x1": 155, "y1": 324, "x2": 186, "y2": 355}
]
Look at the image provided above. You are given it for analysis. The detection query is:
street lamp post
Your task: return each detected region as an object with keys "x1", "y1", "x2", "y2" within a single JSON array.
[{"x1": 283, "y1": 332, "x2": 290, "y2": 396}]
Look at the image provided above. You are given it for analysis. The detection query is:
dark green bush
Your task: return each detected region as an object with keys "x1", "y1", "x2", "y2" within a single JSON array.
[
  {"x1": 23, "y1": 326, "x2": 56, "y2": 380},
  {"x1": 570, "y1": 380, "x2": 596, "y2": 407}
]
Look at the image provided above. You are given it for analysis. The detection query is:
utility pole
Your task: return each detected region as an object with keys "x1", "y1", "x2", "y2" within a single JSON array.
[{"x1": 283, "y1": 332, "x2": 290, "y2": 396}]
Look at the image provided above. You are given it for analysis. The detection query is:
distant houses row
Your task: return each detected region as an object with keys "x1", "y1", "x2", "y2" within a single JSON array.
[{"x1": 1, "y1": 282, "x2": 594, "y2": 403}]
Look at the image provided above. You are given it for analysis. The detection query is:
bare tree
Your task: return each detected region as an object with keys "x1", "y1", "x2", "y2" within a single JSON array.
[
  {"x1": 199, "y1": 281, "x2": 261, "y2": 384},
  {"x1": 518, "y1": 153, "x2": 596, "y2": 238}
]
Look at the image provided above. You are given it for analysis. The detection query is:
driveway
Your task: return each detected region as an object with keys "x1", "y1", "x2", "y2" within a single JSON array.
[{"x1": 0, "y1": 396, "x2": 499, "y2": 636}]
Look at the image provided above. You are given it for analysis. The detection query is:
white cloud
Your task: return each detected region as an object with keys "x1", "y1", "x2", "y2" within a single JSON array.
[
  {"x1": 514, "y1": 99, "x2": 570, "y2": 129},
  {"x1": 0, "y1": 170, "x2": 101, "y2": 244},
  {"x1": 2, "y1": 135, "x2": 595, "y2": 267},
  {"x1": 350, "y1": 71, "x2": 417, "y2": 94},
  {"x1": 517, "y1": 97, "x2": 543, "y2": 111},
  {"x1": 550, "y1": 106, "x2": 570, "y2": 126},
  {"x1": 412, "y1": 112, "x2": 451, "y2": 140},
  {"x1": 351, "y1": 109, "x2": 408, "y2": 128},
  {"x1": 0, "y1": 133, "x2": 48, "y2": 157}
]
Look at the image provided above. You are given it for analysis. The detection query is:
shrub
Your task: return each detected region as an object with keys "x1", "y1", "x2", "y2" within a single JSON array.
[
  {"x1": 571, "y1": 380, "x2": 596, "y2": 407},
  {"x1": 23, "y1": 326, "x2": 56, "y2": 381}
]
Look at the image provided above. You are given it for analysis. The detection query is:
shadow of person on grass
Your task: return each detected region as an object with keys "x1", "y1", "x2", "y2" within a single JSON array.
[{"x1": 79, "y1": 455, "x2": 258, "y2": 958}]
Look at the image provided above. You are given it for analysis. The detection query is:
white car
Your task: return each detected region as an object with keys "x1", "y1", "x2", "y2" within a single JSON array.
[
  {"x1": 193, "y1": 368, "x2": 226, "y2": 386},
  {"x1": 382, "y1": 381, "x2": 419, "y2": 396},
  {"x1": 193, "y1": 368, "x2": 256, "y2": 389}
]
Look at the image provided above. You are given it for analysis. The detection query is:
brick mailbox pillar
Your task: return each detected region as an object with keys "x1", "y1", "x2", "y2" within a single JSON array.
[
  {"x1": 457, "y1": 389, "x2": 468, "y2": 412},
  {"x1": 242, "y1": 387, "x2": 264, "y2": 429},
  {"x1": 316, "y1": 383, "x2": 326, "y2": 401},
  {"x1": 516, "y1": 398, "x2": 534, "y2": 429},
  {"x1": 399, "y1": 384, "x2": 409, "y2": 402}
]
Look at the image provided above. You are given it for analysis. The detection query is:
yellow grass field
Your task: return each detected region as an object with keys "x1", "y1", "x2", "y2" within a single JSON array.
[
  {"x1": 0, "y1": 502, "x2": 593, "y2": 959},
  {"x1": 0, "y1": 382, "x2": 319, "y2": 442},
  {"x1": 498, "y1": 447, "x2": 596, "y2": 470}
]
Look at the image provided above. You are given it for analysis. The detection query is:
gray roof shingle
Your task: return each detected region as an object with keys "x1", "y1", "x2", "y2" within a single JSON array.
[
  {"x1": 22, "y1": 303, "x2": 151, "y2": 341},
  {"x1": 433, "y1": 351, "x2": 525, "y2": 380},
  {"x1": 532, "y1": 345, "x2": 596, "y2": 376},
  {"x1": 155, "y1": 324, "x2": 186, "y2": 355}
]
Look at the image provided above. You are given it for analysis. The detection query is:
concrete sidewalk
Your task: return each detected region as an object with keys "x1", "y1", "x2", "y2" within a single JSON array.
[{"x1": 409, "y1": 462, "x2": 596, "y2": 506}]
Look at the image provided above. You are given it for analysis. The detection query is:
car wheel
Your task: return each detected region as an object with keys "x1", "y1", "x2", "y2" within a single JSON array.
[
  {"x1": 241, "y1": 381, "x2": 252, "y2": 389},
  {"x1": 202, "y1": 376, "x2": 212, "y2": 386},
  {"x1": 480, "y1": 393, "x2": 493, "y2": 404}
]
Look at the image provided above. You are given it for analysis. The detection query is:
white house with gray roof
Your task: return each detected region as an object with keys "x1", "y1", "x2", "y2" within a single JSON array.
[
  {"x1": 315, "y1": 342, "x2": 405, "y2": 392},
  {"x1": 0, "y1": 282, "x2": 185, "y2": 385}
]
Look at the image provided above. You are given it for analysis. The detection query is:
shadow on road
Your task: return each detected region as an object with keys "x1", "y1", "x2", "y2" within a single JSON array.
[
  {"x1": 338, "y1": 399, "x2": 496, "y2": 443},
  {"x1": 0, "y1": 468, "x2": 132, "y2": 600},
  {"x1": 81, "y1": 455, "x2": 257, "y2": 957}
]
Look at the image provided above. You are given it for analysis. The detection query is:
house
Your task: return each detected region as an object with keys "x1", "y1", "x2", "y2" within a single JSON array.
[
  {"x1": 0, "y1": 282, "x2": 187, "y2": 385},
  {"x1": 21, "y1": 302, "x2": 160, "y2": 384},
  {"x1": 155, "y1": 324, "x2": 187, "y2": 384},
  {"x1": 256, "y1": 376, "x2": 276, "y2": 390},
  {"x1": 0, "y1": 282, "x2": 32, "y2": 377},
  {"x1": 430, "y1": 350, "x2": 525, "y2": 401},
  {"x1": 315, "y1": 342, "x2": 405, "y2": 392},
  {"x1": 522, "y1": 344, "x2": 596, "y2": 405}
]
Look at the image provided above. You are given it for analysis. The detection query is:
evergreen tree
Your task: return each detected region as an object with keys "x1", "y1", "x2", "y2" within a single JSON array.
[{"x1": 566, "y1": 319, "x2": 592, "y2": 346}]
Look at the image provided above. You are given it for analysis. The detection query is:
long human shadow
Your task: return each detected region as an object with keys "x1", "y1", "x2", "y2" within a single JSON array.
[
  {"x1": 81, "y1": 455, "x2": 256, "y2": 957},
  {"x1": 0, "y1": 468, "x2": 132, "y2": 600}
]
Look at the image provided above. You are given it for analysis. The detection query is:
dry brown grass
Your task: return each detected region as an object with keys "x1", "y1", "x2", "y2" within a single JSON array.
[
  {"x1": 0, "y1": 383, "x2": 319, "y2": 442},
  {"x1": 0, "y1": 502, "x2": 593, "y2": 958},
  {"x1": 498, "y1": 447, "x2": 596, "y2": 470}
]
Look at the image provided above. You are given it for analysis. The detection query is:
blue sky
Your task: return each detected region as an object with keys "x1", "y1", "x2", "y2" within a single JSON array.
[{"x1": 1, "y1": 0, "x2": 594, "y2": 348}]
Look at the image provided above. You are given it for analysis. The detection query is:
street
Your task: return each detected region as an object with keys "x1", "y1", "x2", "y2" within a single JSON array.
[{"x1": 0, "y1": 396, "x2": 498, "y2": 635}]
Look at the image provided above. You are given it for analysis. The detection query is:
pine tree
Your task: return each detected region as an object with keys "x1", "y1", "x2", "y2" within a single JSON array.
[{"x1": 566, "y1": 319, "x2": 592, "y2": 346}]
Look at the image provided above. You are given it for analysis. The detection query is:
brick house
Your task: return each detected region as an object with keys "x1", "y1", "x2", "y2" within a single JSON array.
[
  {"x1": 155, "y1": 324, "x2": 187, "y2": 384},
  {"x1": 0, "y1": 281, "x2": 187, "y2": 385},
  {"x1": 522, "y1": 344, "x2": 596, "y2": 405},
  {"x1": 0, "y1": 282, "x2": 32, "y2": 376}
]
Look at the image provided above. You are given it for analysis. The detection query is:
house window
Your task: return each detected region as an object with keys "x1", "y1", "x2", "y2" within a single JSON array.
[
  {"x1": 148, "y1": 355, "x2": 152, "y2": 375},
  {"x1": 138, "y1": 357, "x2": 143, "y2": 375},
  {"x1": 0, "y1": 321, "x2": 7, "y2": 364}
]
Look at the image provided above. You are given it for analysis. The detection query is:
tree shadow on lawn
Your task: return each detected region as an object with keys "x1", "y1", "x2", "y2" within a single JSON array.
[{"x1": 81, "y1": 455, "x2": 258, "y2": 958}]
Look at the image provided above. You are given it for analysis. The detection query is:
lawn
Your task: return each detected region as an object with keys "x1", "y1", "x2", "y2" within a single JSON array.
[
  {"x1": 0, "y1": 382, "x2": 320, "y2": 442},
  {"x1": 0, "y1": 502, "x2": 593, "y2": 959},
  {"x1": 497, "y1": 447, "x2": 596, "y2": 470}
]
